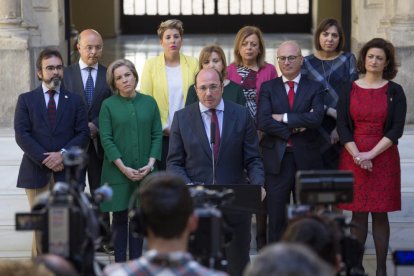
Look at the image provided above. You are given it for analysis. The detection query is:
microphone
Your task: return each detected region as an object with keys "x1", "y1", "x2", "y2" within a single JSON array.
[
  {"x1": 210, "y1": 122, "x2": 216, "y2": 145},
  {"x1": 94, "y1": 184, "x2": 113, "y2": 203},
  {"x1": 52, "y1": 181, "x2": 70, "y2": 196}
]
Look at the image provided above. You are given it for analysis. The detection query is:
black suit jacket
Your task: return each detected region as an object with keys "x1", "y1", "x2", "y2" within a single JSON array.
[
  {"x1": 63, "y1": 63, "x2": 112, "y2": 128},
  {"x1": 257, "y1": 76, "x2": 324, "y2": 174},
  {"x1": 167, "y1": 100, "x2": 264, "y2": 186},
  {"x1": 14, "y1": 86, "x2": 89, "y2": 189},
  {"x1": 63, "y1": 63, "x2": 112, "y2": 157}
]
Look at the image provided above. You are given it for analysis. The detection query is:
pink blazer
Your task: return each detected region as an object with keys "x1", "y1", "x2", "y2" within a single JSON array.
[{"x1": 227, "y1": 62, "x2": 277, "y2": 103}]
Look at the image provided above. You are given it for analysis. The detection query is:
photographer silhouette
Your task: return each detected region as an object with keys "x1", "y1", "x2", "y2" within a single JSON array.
[{"x1": 104, "y1": 172, "x2": 227, "y2": 276}]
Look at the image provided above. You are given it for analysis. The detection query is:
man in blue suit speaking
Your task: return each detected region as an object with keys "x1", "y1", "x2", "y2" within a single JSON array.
[
  {"x1": 14, "y1": 48, "x2": 89, "y2": 256},
  {"x1": 167, "y1": 68, "x2": 265, "y2": 276}
]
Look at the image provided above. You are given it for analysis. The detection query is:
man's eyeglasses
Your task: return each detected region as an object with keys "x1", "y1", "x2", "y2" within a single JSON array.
[
  {"x1": 277, "y1": 55, "x2": 301, "y2": 63},
  {"x1": 196, "y1": 84, "x2": 222, "y2": 93},
  {"x1": 44, "y1": 65, "x2": 64, "y2": 72}
]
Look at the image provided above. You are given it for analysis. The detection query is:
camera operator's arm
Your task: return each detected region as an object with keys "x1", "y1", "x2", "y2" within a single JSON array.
[{"x1": 113, "y1": 159, "x2": 142, "y2": 181}]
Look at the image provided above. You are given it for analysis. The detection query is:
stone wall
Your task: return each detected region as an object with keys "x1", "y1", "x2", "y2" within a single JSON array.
[
  {"x1": 0, "y1": 0, "x2": 66, "y2": 128},
  {"x1": 351, "y1": 0, "x2": 414, "y2": 123}
]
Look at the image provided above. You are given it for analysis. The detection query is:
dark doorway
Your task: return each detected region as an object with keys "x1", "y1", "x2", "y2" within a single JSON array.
[{"x1": 121, "y1": 0, "x2": 312, "y2": 34}]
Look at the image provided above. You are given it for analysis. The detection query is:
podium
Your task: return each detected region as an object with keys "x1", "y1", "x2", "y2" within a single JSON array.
[{"x1": 201, "y1": 184, "x2": 262, "y2": 213}]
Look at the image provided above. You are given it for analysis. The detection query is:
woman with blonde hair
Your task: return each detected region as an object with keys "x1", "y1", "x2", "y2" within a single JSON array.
[
  {"x1": 227, "y1": 26, "x2": 277, "y2": 119},
  {"x1": 186, "y1": 44, "x2": 245, "y2": 106},
  {"x1": 140, "y1": 19, "x2": 198, "y2": 170},
  {"x1": 100, "y1": 59, "x2": 162, "y2": 262}
]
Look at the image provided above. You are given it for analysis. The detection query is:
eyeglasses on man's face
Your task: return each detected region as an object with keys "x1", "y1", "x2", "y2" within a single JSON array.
[
  {"x1": 44, "y1": 65, "x2": 64, "y2": 72},
  {"x1": 277, "y1": 55, "x2": 301, "y2": 63},
  {"x1": 196, "y1": 84, "x2": 222, "y2": 93}
]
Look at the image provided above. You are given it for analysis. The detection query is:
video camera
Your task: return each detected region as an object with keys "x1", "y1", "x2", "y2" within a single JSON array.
[
  {"x1": 15, "y1": 147, "x2": 109, "y2": 276},
  {"x1": 129, "y1": 183, "x2": 236, "y2": 270},
  {"x1": 289, "y1": 170, "x2": 366, "y2": 276},
  {"x1": 188, "y1": 185, "x2": 235, "y2": 269}
]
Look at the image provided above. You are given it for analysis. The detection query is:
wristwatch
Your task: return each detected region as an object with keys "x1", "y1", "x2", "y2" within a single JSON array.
[{"x1": 59, "y1": 148, "x2": 67, "y2": 155}]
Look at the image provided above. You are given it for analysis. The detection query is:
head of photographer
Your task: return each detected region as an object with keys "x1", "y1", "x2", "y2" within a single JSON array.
[{"x1": 104, "y1": 172, "x2": 227, "y2": 276}]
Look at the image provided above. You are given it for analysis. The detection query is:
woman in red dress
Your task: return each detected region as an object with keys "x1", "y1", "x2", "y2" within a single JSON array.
[{"x1": 337, "y1": 38, "x2": 407, "y2": 276}]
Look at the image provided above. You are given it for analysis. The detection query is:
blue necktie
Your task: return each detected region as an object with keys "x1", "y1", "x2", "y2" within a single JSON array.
[{"x1": 85, "y1": 67, "x2": 94, "y2": 106}]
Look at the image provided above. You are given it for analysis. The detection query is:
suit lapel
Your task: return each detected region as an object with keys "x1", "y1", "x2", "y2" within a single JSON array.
[
  {"x1": 157, "y1": 54, "x2": 169, "y2": 104},
  {"x1": 90, "y1": 65, "x2": 106, "y2": 109},
  {"x1": 73, "y1": 64, "x2": 88, "y2": 105},
  {"x1": 180, "y1": 54, "x2": 189, "y2": 98},
  {"x1": 189, "y1": 104, "x2": 212, "y2": 160},
  {"x1": 36, "y1": 88, "x2": 50, "y2": 127},
  {"x1": 54, "y1": 89, "x2": 69, "y2": 130},
  {"x1": 219, "y1": 101, "x2": 236, "y2": 163},
  {"x1": 275, "y1": 78, "x2": 291, "y2": 111},
  {"x1": 292, "y1": 78, "x2": 307, "y2": 111}
]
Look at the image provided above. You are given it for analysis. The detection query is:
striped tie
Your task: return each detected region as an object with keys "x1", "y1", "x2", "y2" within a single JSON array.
[{"x1": 47, "y1": 90, "x2": 56, "y2": 126}]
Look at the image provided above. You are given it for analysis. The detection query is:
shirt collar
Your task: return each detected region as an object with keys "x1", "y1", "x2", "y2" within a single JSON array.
[
  {"x1": 198, "y1": 98, "x2": 225, "y2": 113},
  {"x1": 42, "y1": 83, "x2": 60, "y2": 94},
  {"x1": 145, "y1": 249, "x2": 193, "y2": 265},
  {"x1": 79, "y1": 59, "x2": 98, "y2": 71},
  {"x1": 282, "y1": 74, "x2": 301, "y2": 85}
]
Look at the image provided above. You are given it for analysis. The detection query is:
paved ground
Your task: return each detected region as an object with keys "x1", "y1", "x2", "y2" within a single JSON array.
[{"x1": 1, "y1": 125, "x2": 413, "y2": 275}]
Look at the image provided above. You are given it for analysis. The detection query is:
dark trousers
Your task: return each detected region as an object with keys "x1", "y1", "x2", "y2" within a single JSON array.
[
  {"x1": 80, "y1": 142, "x2": 111, "y2": 243},
  {"x1": 223, "y1": 211, "x2": 251, "y2": 276},
  {"x1": 158, "y1": 136, "x2": 169, "y2": 171},
  {"x1": 255, "y1": 197, "x2": 267, "y2": 250},
  {"x1": 266, "y1": 151, "x2": 296, "y2": 243},
  {"x1": 112, "y1": 210, "x2": 143, "y2": 262},
  {"x1": 321, "y1": 143, "x2": 341, "y2": 169}
]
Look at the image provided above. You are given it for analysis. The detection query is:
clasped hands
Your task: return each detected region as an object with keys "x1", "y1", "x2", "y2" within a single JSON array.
[
  {"x1": 43, "y1": 152, "x2": 64, "y2": 172},
  {"x1": 353, "y1": 152, "x2": 373, "y2": 172},
  {"x1": 122, "y1": 165, "x2": 152, "y2": 181}
]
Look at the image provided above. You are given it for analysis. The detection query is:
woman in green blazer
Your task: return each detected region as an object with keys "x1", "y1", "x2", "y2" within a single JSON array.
[{"x1": 99, "y1": 59, "x2": 162, "y2": 262}]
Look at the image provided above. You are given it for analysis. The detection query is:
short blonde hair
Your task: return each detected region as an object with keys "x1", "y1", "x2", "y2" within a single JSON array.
[
  {"x1": 106, "y1": 59, "x2": 138, "y2": 94},
  {"x1": 233, "y1": 26, "x2": 266, "y2": 68},
  {"x1": 198, "y1": 44, "x2": 228, "y2": 78},
  {"x1": 157, "y1": 19, "x2": 184, "y2": 39}
]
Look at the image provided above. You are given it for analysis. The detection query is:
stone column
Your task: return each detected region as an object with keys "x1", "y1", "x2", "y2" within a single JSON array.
[
  {"x1": 382, "y1": 1, "x2": 414, "y2": 123},
  {"x1": 0, "y1": 0, "x2": 31, "y2": 128}
]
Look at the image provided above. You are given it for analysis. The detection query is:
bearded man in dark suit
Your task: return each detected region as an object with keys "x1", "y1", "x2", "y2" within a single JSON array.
[{"x1": 14, "y1": 48, "x2": 89, "y2": 256}]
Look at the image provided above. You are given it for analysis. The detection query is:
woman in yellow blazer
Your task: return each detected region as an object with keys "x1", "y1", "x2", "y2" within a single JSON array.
[{"x1": 140, "y1": 19, "x2": 198, "y2": 170}]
